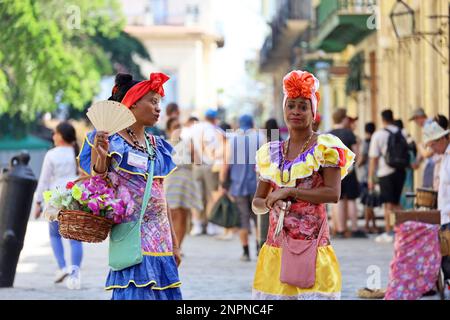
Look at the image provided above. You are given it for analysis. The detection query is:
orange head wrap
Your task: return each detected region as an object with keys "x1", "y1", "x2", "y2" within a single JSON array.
[
  {"x1": 121, "y1": 72, "x2": 170, "y2": 108},
  {"x1": 282, "y1": 70, "x2": 320, "y2": 120}
]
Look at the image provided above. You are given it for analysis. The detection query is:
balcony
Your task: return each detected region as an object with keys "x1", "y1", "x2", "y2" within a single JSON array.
[
  {"x1": 260, "y1": 0, "x2": 313, "y2": 73},
  {"x1": 312, "y1": 0, "x2": 377, "y2": 53},
  {"x1": 124, "y1": 3, "x2": 224, "y2": 48}
]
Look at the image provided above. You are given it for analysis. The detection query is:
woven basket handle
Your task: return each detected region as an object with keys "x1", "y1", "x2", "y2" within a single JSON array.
[
  {"x1": 73, "y1": 174, "x2": 112, "y2": 186},
  {"x1": 73, "y1": 175, "x2": 92, "y2": 185}
]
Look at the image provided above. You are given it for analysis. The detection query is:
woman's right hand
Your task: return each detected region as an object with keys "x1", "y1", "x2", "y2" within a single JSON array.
[
  {"x1": 273, "y1": 200, "x2": 291, "y2": 216},
  {"x1": 34, "y1": 203, "x2": 42, "y2": 219},
  {"x1": 265, "y1": 188, "x2": 291, "y2": 211},
  {"x1": 93, "y1": 131, "x2": 109, "y2": 159}
]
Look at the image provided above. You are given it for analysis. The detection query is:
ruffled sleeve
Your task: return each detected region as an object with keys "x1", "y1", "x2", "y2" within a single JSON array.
[
  {"x1": 254, "y1": 135, "x2": 355, "y2": 188},
  {"x1": 153, "y1": 136, "x2": 177, "y2": 178},
  {"x1": 77, "y1": 131, "x2": 126, "y2": 176},
  {"x1": 77, "y1": 131, "x2": 176, "y2": 179},
  {"x1": 77, "y1": 130, "x2": 95, "y2": 175},
  {"x1": 255, "y1": 141, "x2": 283, "y2": 184},
  {"x1": 313, "y1": 134, "x2": 355, "y2": 179}
]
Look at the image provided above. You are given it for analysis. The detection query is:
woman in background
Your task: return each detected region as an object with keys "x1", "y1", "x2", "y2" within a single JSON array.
[
  {"x1": 164, "y1": 117, "x2": 203, "y2": 254},
  {"x1": 79, "y1": 72, "x2": 181, "y2": 300},
  {"x1": 34, "y1": 122, "x2": 83, "y2": 289}
]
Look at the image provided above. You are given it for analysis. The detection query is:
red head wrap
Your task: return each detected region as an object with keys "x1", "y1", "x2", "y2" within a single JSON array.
[{"x1": 121, "y1": 72, "x2": 170, "y2": 108}]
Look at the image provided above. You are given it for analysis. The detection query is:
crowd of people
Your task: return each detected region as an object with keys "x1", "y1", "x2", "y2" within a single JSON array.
[
  {"x1": 161, "y1": 103, "x2": 450, "y2": 250},
  {"x1": 31, "y1": 69, "x2": 449, "y2": 300},
  {"x1": 160, "y1": 104, "x2": 269, "y2": 262},
  {"x1": 325, "y1": 107, "x2": 449, "y2": 244}
]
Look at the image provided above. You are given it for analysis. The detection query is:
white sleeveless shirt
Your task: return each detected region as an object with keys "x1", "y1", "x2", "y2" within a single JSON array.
[{"x1": 34, "y1": 146, "x2": 79, "y2": 203}]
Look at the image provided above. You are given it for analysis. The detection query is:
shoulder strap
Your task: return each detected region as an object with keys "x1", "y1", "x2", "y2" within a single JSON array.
[
  {"x1": 317, "y1": 217, "x2": 328, "y2": 243},
  {"x1": 148, "y1": 134, "x2": 157, "y2": 147},
  {"x1": 139, "y1": 135, "x2": 156, "y2": 222}
]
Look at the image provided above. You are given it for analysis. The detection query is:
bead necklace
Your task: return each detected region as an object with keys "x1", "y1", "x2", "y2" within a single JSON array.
[
  {"x1": 126, "y1": 128, "x2": 155, "y2": 159},
  {"x1": 279, "y1": 132, "x2": 315, "y2": 185}
]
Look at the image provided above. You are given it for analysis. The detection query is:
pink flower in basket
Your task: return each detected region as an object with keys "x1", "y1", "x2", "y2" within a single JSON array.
[
  {"x1": 88, "y1": 200, "x2": 100, "y2": 215},
  {"x1": 81, "y1": 192, "x2": 89, "y2": 202},
  {"x1": 44, "y1": 176, "x2": 128, "y2": 224},
  {"x1": 110, "y1": 201, "x2": 126, "y2": 224}
]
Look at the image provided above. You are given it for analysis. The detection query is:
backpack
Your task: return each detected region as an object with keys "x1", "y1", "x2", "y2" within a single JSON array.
[{"x1": 384, "y1": 128, "x2": 410, "y2": 169}]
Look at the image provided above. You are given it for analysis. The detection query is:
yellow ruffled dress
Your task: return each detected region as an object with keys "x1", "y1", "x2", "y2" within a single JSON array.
[{"x1": 252, "y1": 134, "x2": 355, "y2": 300}]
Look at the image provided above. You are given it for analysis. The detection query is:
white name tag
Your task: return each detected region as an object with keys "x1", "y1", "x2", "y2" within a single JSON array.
[{"x1": 127, "y1": 151, "x2": 148, "y2": 170}]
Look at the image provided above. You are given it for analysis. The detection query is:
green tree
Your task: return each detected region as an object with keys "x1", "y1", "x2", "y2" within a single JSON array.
[
  {"x1": 0, "y1": 0, "x2": 125, "y2": 121},
  {"x1": 63, "y1": 31, "x2": 152, "y2": 121},
  {"x1": 94, "y1": 31, "x2": 151, "y2": 80}
]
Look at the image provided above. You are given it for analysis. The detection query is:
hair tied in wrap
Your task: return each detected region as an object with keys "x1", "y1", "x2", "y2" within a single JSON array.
[
  {"x1": 283, "y1": 71, "x2": 316, "y2": 99},
  {"x1": 282, "y1": 70, "x2": 320, "y2": 120},
  {"x1": 121, "y1": 72, "x2": 170, "y2": 108}
]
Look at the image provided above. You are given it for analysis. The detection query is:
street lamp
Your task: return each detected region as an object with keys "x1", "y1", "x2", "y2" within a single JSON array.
[
  {"x1": 389, "y1": 0, "x2": 449, "y2": 64},
  {"x1": 389, "y1": 0, "x2": 415, "y2": 39}
]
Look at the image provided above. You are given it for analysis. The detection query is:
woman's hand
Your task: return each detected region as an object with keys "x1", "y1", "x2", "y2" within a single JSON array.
[
  {"x1": 272, "y1": 200, "x2": 291, "y2": 216},
  {"x1": 93, "y1": 131, "x2": 109, "y2": 160},
  {"x1": 173, "y1": 246, "x2": 182, "y2": 267},
  {"x1": 218, "y1": 185, "x2": 228, "y2": 197},
  {"x1": 265, "y1": 188, "x2": 292, "y2": 212},
  {"x1": 34, "y1": 203, "x2": 42, "y2": 219}
]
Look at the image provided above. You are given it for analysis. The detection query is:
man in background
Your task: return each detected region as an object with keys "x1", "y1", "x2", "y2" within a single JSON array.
[
  {"x1": 184, "y1": 109, "x2": 225, "y2": 236},
  {"x1": 409, "y1": 107, "x2": 435, "y2": 188},
  {"x1": 422, "y1": 121, "x2": 450, "y2": 282},
  {"x1": 329, "y1": 108, "x2": 364, "y2": 238},
  {"x1": 369, "y1": 110, "x2": 407, "y2": 243}
]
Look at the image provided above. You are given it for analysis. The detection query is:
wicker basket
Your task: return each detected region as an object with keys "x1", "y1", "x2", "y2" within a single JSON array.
[
  {"x1": 58, "y1": 210, "x2": 113, "y2": 243},
  {"x1": 440, "y1": 229, "x2": 450, "y2": 257},
  {"x1": 416, "y1": 188, "x2": 438, "y2": 209}
]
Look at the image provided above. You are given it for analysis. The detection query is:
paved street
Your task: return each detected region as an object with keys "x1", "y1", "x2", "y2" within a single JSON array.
[{"x1": 0, "y1": 219, "x2": 442, "y2": 300}]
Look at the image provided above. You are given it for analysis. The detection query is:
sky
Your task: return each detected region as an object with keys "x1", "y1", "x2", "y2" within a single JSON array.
[
  {"x1": 95, "y1": 0, "x2": 270, "y2": 118},
  {"x1": 212, "y1": 0, "x2": 269, "y2": 114}
]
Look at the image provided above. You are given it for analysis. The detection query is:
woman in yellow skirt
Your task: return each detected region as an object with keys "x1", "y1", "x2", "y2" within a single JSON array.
[{"x1": 252, "y1": 70, "x2": 355, "y2": 300}]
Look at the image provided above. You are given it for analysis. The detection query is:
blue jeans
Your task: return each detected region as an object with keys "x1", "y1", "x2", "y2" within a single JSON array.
[{"x1": 49, "y1": 221, "x2": 83, "y2": 270}]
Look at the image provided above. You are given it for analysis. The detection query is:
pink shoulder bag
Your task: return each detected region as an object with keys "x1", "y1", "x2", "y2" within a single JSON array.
[{"x1": 279, "y1": 216, "x2": 327, "y2": 288}]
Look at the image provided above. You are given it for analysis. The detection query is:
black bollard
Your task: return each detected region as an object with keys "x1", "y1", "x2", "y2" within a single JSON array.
[{"x1": 0, "y1": 152, "x2": 37, "y2": 287}]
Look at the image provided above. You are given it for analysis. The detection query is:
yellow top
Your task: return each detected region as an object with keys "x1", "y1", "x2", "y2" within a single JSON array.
[{"x1": 255, "y1": 134, "x2": 356, "y2": 188}]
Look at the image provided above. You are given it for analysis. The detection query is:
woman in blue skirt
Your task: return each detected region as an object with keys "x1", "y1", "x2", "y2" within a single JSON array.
[{"x1": 78, "y1": 72, "x2": 182, "y2": 300}]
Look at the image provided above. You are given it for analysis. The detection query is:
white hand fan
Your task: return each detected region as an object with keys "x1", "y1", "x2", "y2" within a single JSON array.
[
  {"x1": 274, "y1": 201, "x2": 291, "y2": 239},
  {"x1": 86, "y1": 100, "x2": 136, "y2": 136}
]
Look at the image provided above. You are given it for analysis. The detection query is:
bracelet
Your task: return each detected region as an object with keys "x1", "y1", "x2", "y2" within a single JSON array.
[
  {"x1": 93, "y1": 164, "x2": 107, "y2": 176},
  {"x1": 252, "y1": 203, "x2": 270, "y2": 215}
]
